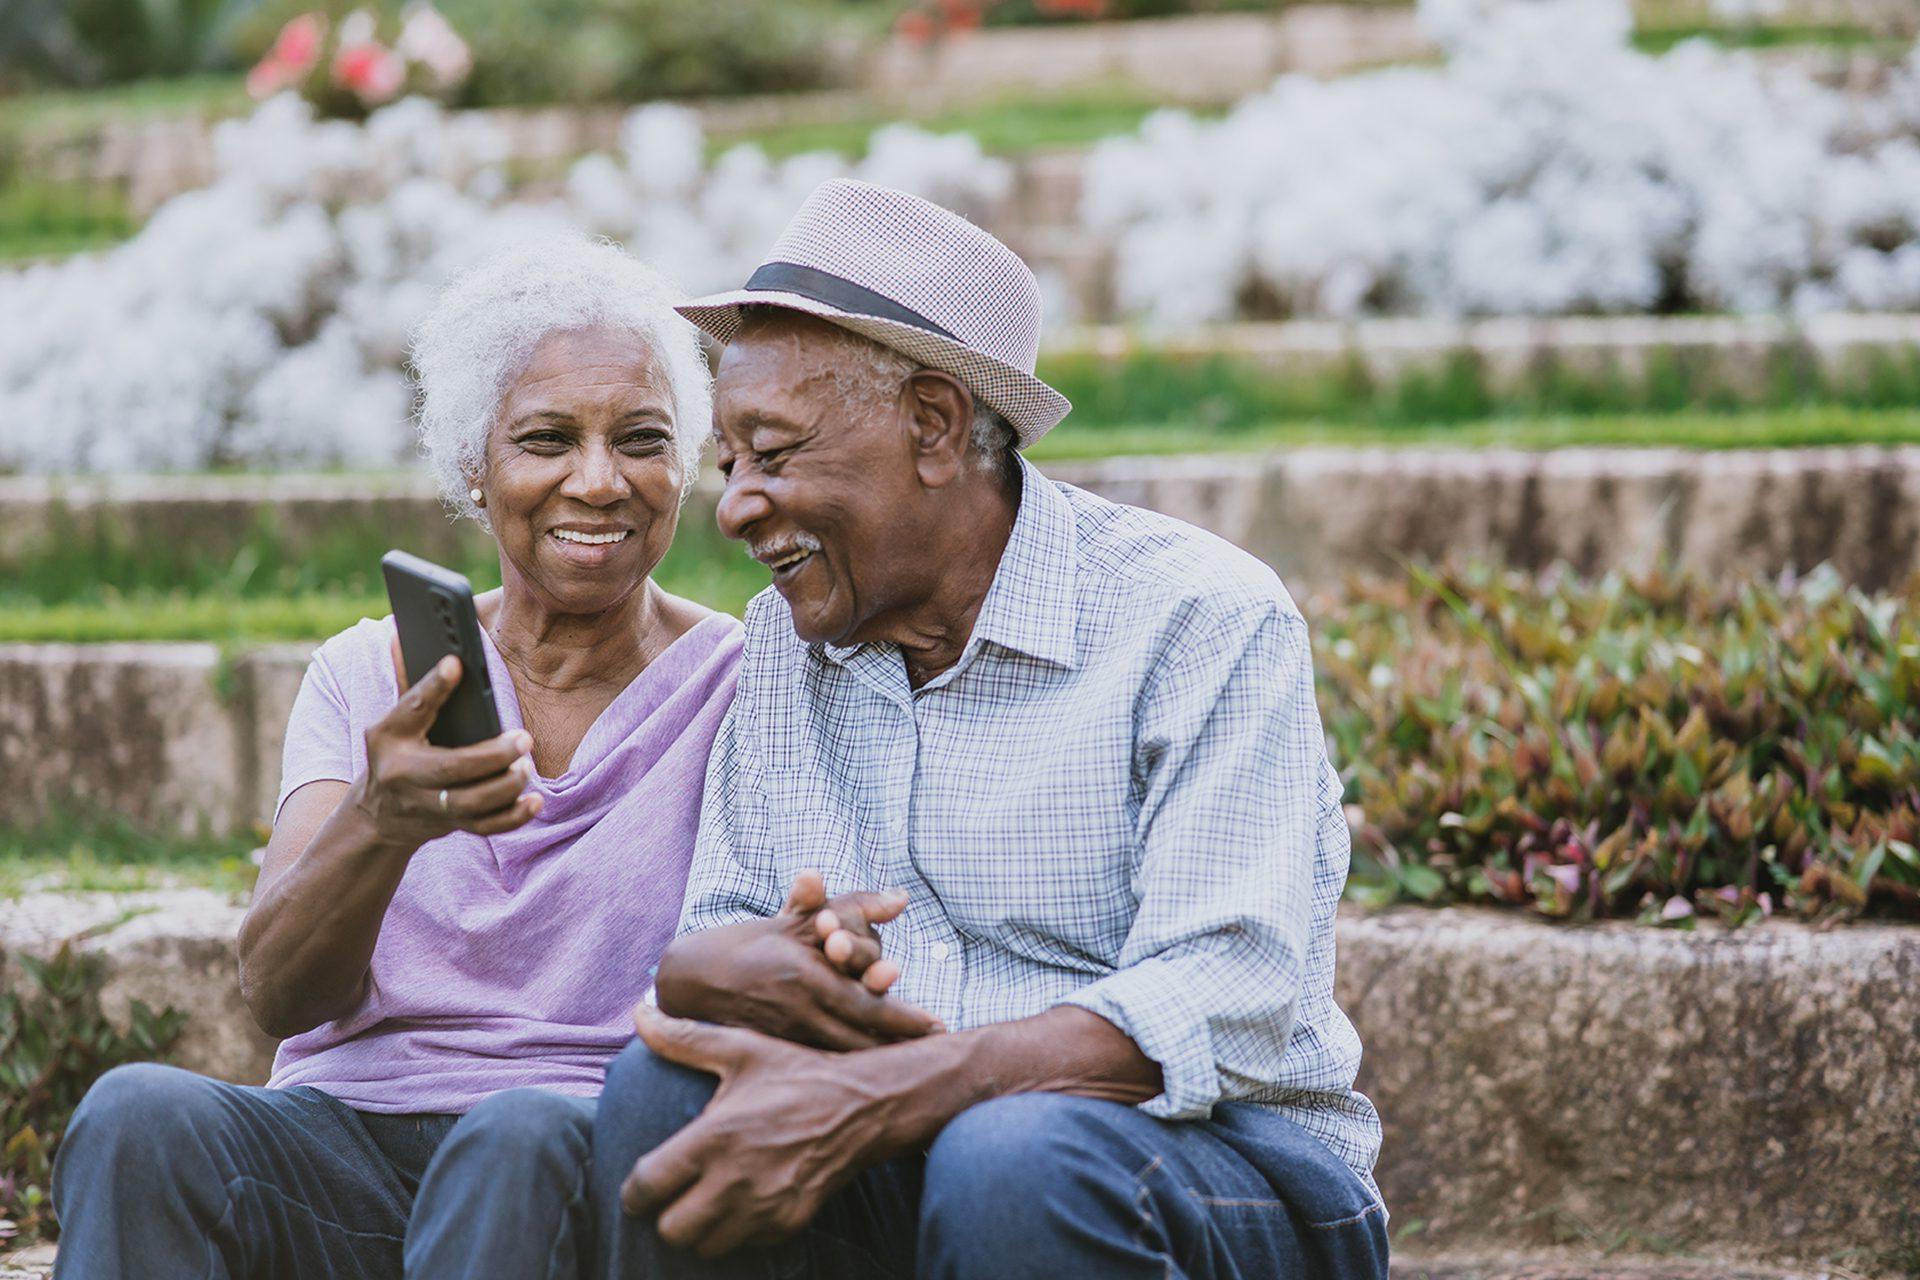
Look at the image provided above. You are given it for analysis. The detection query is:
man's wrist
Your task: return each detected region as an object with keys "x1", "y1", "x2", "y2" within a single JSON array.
[
  {"x1": 841, "y1": 1006, "x2": 1165, "y2": 1158},
  {"x1": 842, "y1": 1029, "x2": 991, "y2": 1157}
]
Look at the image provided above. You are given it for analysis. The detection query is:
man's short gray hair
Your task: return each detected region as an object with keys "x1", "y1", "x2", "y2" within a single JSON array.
[
  {"x1": 737, "y1": 305, "x2": 1014, "y2": 475},
  {"x1": 412, "y1": 236, "x2": 713, "y2": 524}
]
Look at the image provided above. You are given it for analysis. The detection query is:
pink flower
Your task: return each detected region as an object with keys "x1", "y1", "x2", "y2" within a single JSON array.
[
  {"x1": 247, "y1": 12, "x2": 328, "y2": 100},
  {"x1": 895, "y1": 9, "x2": 935, "y2": 43},
  {"x1": 333, "y1": 41, "x2": 406, "y2": 106},
  {"x1": 275, "y1": 13, "x2": 327, "y2": 68},
  {"x1": 246, "y1": 59, "x2": 290, "y2": 99}
]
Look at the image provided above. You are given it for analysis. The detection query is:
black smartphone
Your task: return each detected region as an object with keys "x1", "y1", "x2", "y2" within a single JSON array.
[{"x1": 381, "y1": 550, "x2": 503, "y2": 748}]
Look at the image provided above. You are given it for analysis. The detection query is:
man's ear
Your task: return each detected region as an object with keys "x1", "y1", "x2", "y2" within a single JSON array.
[{"x1": 902, "y1": 370, "x2": 974, "y2": 489}]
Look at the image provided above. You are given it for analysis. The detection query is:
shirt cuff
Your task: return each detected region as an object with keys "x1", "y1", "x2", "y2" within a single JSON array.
[{"x1": 1059, "y1": 957, "x2": 1222, "y2": 1121}]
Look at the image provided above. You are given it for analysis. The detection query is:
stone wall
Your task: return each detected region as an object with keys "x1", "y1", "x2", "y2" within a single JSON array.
[
  {"x1": 868, "y1": 6, "x2": 1430, "y2": 104},
  {"x1": 10, "y1": 418, "x2": 1920, "y2": 591},
  {"x1": 0, "y1": 472, "x2": 489, "y2": 585},
  {"x1": 1072, "y1": 445, "x2": 1920, "y2": 591},
  {"x1": 8, "y1": 445, "x2": 1920, "y2": 835},
  {"x1": 0, "y1": 890, "x2": 276, "y2": 1085},
  {"x1": 4, "y1": 894, "x2": 1912, "y2": 1272},
  {"x1": 1056, "y1": 312, "x2": 1920, "y2": 392},
  {"x1": 1338, "y1": 908, "x2": 1920, "y2": 1271},
  {"x1": 31, "y1": 4, "x2": 1916, "y2": 224},
  {"x1": 0, "y1": 643, "x2": 310, "y2": 837},
  {"x1": 21, "y1": 8, "x2": 1427, "y2": 219}
]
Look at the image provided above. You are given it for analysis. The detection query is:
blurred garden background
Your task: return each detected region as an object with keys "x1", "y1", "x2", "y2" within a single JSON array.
[{"x1": 4, "y1": 0, "x2": 1920, "y2": 1274}]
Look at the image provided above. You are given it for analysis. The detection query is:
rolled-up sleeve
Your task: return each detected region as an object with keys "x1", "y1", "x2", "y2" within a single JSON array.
[{"x1": 1062, "y1": 600, "x2": 1322, "y2": 1120}]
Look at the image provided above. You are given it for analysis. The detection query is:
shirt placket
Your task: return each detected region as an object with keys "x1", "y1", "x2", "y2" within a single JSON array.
[
  {"x1": 898, "y1": 686, "x2": 965, "y2": 1021},
  {"x1": 841, "y1": 647, "x2": 964, "y2": 1025}
]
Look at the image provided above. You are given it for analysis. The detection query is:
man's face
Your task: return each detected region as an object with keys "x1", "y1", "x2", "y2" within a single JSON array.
[{"x1": 712, "y1": 315, "x2": 928, "y2": 646}]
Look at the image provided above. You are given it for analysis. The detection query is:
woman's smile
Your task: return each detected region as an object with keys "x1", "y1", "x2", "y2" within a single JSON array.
[{"x1": 548, "y1": 523, "x2": 635, "y2": 564}]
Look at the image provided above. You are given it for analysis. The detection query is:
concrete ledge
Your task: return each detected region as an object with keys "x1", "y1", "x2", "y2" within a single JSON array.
[
  {"x1": 0, "y1": 471, "x2": 484, "y2": 581},
  {"x1": 9, "y1": 443, "x2": 1920, "y2": 594},
  {"x1": 1060, "y1": 445, "x2": 1920, "y2": 590},
  {"x1": 7, "y1": 448, "x2": 1920, "y2": 834},
  {"x1": 0, "y1": 643, "x2": 310, "y2": 836},
  {"x1": 1053, "y1": 312, "x2": 1920, "y2": 391},
  {"x1": 2, "y1": 895, "x2": 1911, "y2": 1271},
  {"x1": 0, "y1": 1246, "x2": 1859, "y2": 1280},
  {"x1": 1336, "y1": 908, "x2": 1920, "y2": 1272},
  {"x1": 0, "y1": 890, "x2": 274, "y2": 1085},
  {"x1": 1387, "y1": 1252, "x2": 1858, "y2": 1280}
]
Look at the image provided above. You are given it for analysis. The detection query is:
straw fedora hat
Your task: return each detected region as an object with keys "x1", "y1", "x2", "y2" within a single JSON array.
[{"x1": 674, "y1": 179, "x2": 1071, "y2": 449}]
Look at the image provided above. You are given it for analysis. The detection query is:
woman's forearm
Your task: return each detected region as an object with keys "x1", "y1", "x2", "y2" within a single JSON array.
[{"x1": 238, "y1": 781, "x2": 419, "y2": 1039}]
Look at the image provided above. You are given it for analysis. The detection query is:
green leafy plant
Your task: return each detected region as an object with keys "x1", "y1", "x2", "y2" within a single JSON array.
[
  {"x1": 0, "y1": 0, "x2": 253, "y2": 90},
  {"x1": 0, "y1": 942, "x2": 187, "y2": 1243},
  {"x1": 1316, "y1": 563, "x2": 1920, "y2": 925}
]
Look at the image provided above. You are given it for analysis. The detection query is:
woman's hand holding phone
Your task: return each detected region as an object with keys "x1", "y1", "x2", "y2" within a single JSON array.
[{"x1": 354, "y1": 646, "x2": 543, "y2": 851}]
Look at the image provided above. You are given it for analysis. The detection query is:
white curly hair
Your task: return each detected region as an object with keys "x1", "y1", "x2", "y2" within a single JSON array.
[{"x1": 411, "y1": 236, "x2": 713, "y2": 525}]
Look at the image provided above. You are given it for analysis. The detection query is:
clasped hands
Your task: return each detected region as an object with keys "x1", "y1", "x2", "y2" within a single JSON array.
[{"x1": 630, "y1": 870, "x2": 944, "y2": 1257}]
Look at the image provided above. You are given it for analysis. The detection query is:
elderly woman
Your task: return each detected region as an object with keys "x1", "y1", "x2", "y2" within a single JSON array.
[{"x1": 48, "y1": 237, "x2": 741, "y2": 1280}]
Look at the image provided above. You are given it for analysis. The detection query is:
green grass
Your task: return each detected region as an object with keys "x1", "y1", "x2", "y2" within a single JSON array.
[
  {"x1": 1028, "y1": 405, "x2": 1920, "y2": 460},
  {"x1": 707, "y1": 87, "x2": 1195, "y2": 160},
  {"x1": 0, "y1": 592, "x2": 392, "y2": 644},
  {"x1": 0, "y1": 76, "x2": 183, "y2": 262},
  {"x1": 0, "y1": 531, "x2": 767, "y2": 644},
  {"x1": 0, "y1": 178, "x2": 138, "y2": 262},
  {"x1": 1630, "y1": 22, "x2": 1900, "y2": 54},
  {"x1": 1035, "y1": 342, "x2": 1920, "y2": 432},
  {"x1": 0, "y1": 74, "x2": 250, "y2": 134},
  {"x1": 3, "y1": 404, "x2": 1919, "y2": 643},
  {"x1": 0, "y1": 811, "x2": 260, "y2": 899}
]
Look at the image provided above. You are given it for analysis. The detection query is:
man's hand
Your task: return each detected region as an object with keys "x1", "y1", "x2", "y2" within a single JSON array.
[
  {"x1": 653, "y1": 871, "x2": 943, "y2": 1051},
  {"x1": 617, "y1": 1003, "x2": 1164, "y2": 1261},
  {"x1": 621, "y1": 1006, "x2": 891, "y2": 1258},
  {"x1": 793, "y1": 869, "x2": 901, "y2": 990}
]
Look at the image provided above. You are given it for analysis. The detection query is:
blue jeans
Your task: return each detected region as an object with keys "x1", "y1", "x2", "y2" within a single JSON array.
[
  {"x1": 591, "y1": 1041, "x2": 1389, "y2": 1279},
  {"x1": 49, "y1": 1062, "x2": 595, "y2": 1280}
]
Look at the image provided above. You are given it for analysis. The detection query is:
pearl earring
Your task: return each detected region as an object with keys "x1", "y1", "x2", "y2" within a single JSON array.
[{"x1": 469, "y1": 488, "x2": 484, "y2": 506}]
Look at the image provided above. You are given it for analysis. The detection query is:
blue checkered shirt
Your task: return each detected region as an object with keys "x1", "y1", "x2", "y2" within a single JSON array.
[{"x1": 680, "y1": 455, "x2": 1382, "y2": 1195}]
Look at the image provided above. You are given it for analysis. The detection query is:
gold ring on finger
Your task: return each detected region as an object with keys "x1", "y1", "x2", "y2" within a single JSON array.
[{"x1": 438, "y1": 788, "x2": 449, "y2": 813}]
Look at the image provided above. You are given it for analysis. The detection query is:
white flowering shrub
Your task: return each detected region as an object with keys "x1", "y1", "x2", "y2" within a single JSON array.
[
  {"x1": 1082, "y1": 0, "x2": 1920, "y2": 324},
  {"x1": 0, "y1": 96, "x2": 1009, "y2": 475}
]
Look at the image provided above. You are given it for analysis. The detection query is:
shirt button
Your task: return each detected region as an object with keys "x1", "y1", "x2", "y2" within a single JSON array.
[
  {"x1": 929, "y1": 940, "x2": 952, "y2": 961},
  {"x1": 891, "y1": 813, "x2": 908, "y2": 836}
]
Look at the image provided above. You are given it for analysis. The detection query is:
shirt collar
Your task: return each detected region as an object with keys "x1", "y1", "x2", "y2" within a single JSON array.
[{"x1": 819, "y1": 454, "x2": 1080, "y2": 672}]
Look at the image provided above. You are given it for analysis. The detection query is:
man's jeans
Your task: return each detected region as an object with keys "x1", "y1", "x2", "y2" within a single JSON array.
[
  {"x1": 49, "y1": 1062, "x2": 594, "y2": 1279},
  {"x1": 592, "y1": 1041, "x2": 1390, "y2": 1279}
]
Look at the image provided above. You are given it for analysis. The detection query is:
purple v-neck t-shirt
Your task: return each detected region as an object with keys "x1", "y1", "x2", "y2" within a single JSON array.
[{"x1": 265, "y1": 610, "x2": 742, "y2": 1113}]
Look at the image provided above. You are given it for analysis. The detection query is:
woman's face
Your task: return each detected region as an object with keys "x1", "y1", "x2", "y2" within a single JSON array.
[{"x1": 480, "y1": 325, "x2": 684, "y2": 616}]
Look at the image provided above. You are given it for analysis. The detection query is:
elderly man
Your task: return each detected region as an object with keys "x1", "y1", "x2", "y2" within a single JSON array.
[{"x1": 590, "y1": 180, "x2": 1386, "y2": 1279}]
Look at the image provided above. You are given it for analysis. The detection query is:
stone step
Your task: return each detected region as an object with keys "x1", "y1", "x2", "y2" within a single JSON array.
[
  {"x1": 1389, "y1": 1254, "x2": 1860, "y2": 1279},
  {"x1": 0, "y1": 889, "x2": 274, "y2": 1085},
  {"x1": 0, "y1": 1245, "x2": 1860, "y2": 1280},
  {"x1": 0, "y1": 641, "x2": 311, "y2": 838},
  {"x1": 9, "y1": 446, "x2": 1920, "y2": 837},
  {"x1": 2, "y1": 893, "x2": 1913, "y2": 1271}
]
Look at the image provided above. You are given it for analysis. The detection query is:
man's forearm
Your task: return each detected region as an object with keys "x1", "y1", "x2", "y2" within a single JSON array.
[{"x1": 854, "y1": 1005, "x2": 1164, "y2": 1158}]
